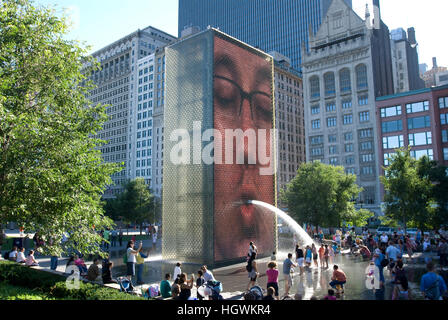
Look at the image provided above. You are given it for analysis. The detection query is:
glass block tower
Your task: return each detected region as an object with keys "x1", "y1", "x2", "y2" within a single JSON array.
[
  {"x1": 163, "y1": 28, "x2": 277, "y2": 266},
  {"x1": 178, "y1": 0, "x2": 352, "y2": 71}
]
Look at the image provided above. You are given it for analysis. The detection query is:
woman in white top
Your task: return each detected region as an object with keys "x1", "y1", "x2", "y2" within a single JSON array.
[
  {"x1": 126, "y1": 240, "x2": 142, "y2": 287},
  {"x1": 16, "y1": 247, "x2": 26, "y2": 263}
]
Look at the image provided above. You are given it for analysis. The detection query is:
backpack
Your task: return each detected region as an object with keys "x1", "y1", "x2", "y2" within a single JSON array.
[
  {"x1": 380, "y1": 257, "x2": 389, "y2": 268},
  {"x1": 123, "y1": 252, "x2": 128, "y2": 264},
  {"x1": 425, "y1": 279, "x2": 440, "y2": 300},
  {"x1": 3, "y1": 251, "x2": 10, "y2": 260}
]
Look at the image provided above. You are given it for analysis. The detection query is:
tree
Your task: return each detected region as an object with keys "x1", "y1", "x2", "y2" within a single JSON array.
[
  {"x1": 0, "y1": 0, "x2": 120, "y2": 256},
  {"x1": 118, "y1": 179, "x2": 154, "y2": 235},
  {"x1": 381, "y1": 148, "x2": 434, "y2": 233},
  {"x1": 416, "y1": 157, "x2": 448, "y2": 229},
  {"x1": 281, "y1": 161, "x2": 367, "y2": 229}
]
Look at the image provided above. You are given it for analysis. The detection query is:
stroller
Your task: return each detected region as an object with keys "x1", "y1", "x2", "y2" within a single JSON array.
[
  {"x1": 203, "y1": 280, "x2": 223, "y2": 300},
  {"x1": 117, "y1": 276, "x2": 134, "y2": 293},
  {"x1": 249, "y1": 286, "x2": 263, "y2": 300}
]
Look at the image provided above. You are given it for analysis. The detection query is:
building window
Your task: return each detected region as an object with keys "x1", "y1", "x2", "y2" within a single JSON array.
[
  {"x1": 326, "y1": 102, "x2": 336, "y2": 112},
  {"x1": 410, "y1": 149, "x2": 434, "y2": 160},
  {"x1": 328, "y1": 135, "x2": 337, "y2": 143},
  {"x1": 356, "y1": 64, "x2": 368, "y2": 90},
  {"x1": 310, "y1": 136, "x2": 324, "y2": 145},
  {"x1": 311, "y1": 105, "x2": 320, "y2": 114},
  {"x1": 442, "y1": 129, "x2": 448, "y2": 143},
  {"x1": 310, "y1": 76, "x2": 320, "y2": 99},
  {"x1": 359, "y1": 111, "x2": 370, "y2": 123},
  {"x1": 441, "y1": 113, "x2": 448, "y2": 125},
  {"x1": 381, "y1": 105, "x2": 402, "y2": 118},
  {"x1": 311, "y1": 147, "x2": 323, "y2": 156},
  {"x1": 361, "y1": 154, "x2": 374, "y2": 163},
  {"x1": 346, "y1": 168, "x2": 356, "y2": 175},
  {"x1": 324, "y1": 72, "x2": 336, "y2": 97},
  {"x1": 359, "y1": 128, "x2": 373, "y2": 139},
  {"x1": 408, "y1": 132, "x2": 432, "y2": 146},
  {"x1": 342, "y1": 99, "x2": 352, "y2": 109},
  {"x1": 345, "y1": 156, "x2": 355, "y2": 165},
  {"x1": 439, "y1": 97, "x2": 448, "y2": 109},
  {"x1": 444, "y1": 148, "x2": 448, "y2": 160},
  {"x1": 384, "y1": 152, "x2": 396, "y2": 166},
  {"x1": 406, "y1": 101, "x2": 429, "y2": 113},
  {"x1": 327, "y1": 117, "x2": 337, "y2": 127},
  {"x1": 329, "y1": 157, "x2": 339, "y2": 165},
  {"x1": 361, "y1": 166, "x2": 374, "y2": 175},
  {"x1": 345, "y1": 132, "x2": 353, "y2": 141},
  {"x1": 311, "y1": 119, "x2": 321, "y2": 129},
  {"x1": 329, "y1": 146, "x2": 338, "y2": 155},
  {"x1": 383, "y1": 135, "x2": 405, "y2": 150},
  {"x1": 408, "y1": 116, "x2": 431, "y2": 130},
  {"x1": 345, "y1": 144, "x2": 354, "y2": 153},
  {"x1": 343, "y1": 114, "x2": 353, "y2": 125},
  {"x1": 358, "y1": 95, "x2": 368, "y2": 106},
  {"x1": 361, "y1": 141, "x2": 373, "y2": 151},
  {"x1": 339, "y1": 68, "x2": 351, "y2": 93},
  {"x1": 382, "y1": 120, "x2": 403, "y2": 133}
]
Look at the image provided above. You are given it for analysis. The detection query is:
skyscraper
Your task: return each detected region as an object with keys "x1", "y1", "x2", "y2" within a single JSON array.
[
  {"x1": 87, "y1": 26, "x2": 176, "y2": 198},
  {"x1": 178, "y1": 0, "x2": 352, "y2": 71}
]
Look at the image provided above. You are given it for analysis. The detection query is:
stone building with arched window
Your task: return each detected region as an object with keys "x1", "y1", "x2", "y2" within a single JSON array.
[{"x1": 301, "y1": 0, "x2": 394, "y2": 216}]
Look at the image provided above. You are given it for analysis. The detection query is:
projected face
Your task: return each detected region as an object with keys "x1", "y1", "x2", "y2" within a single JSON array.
[{"x1": 213, "y1": 35, "x2": 275, "y2": 262}]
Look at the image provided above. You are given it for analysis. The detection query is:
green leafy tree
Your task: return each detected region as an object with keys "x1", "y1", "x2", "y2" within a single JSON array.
[
  {"x1": 281, "y1": 161, "x2": 366, "y2": 229},
  {"x1": 381, "y1": 148, "x2": 434, "y2": 233},
  {"x1": 0, "y1": 0, "x2": 120, "y2": 256},
  {"x1": 416, "y1": 157, "x2": 448, "y2": 229},
  {"x1": 119, "y1": 179, "x2": 154, "y2": 235}
]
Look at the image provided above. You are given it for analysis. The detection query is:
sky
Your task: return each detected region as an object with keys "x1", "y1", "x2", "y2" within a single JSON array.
[{"x1": 34, "y1": 0, "x2": 447, "y2": 68}]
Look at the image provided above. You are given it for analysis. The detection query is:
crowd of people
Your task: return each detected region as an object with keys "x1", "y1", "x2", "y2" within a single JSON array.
[{"x1": 2, "y1": 225, "x2": 448, "y2": 301}]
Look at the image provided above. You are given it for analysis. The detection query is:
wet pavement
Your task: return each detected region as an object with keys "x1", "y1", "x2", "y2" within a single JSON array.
[{"x1": 109, "y1": 237, "x2": 433, "y2": 300}]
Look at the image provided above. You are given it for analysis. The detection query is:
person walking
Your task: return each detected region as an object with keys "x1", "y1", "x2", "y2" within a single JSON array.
[
  {"x1": 103, "y1": 229, "x2": 110, "y2": 251},
  {"x1": 420, "y1": 261, "x2": 447, "y2": 300},
  {"x1": 282, "y1": 253, "x2": 297, "y2": 297},
  {"x1": 110, "y1": 229, "x2": 117, "y2": 248},
  {"x1": 152, "y1": 231, "x2": 157, "y2": 252},
  {"x1": 295, "y1": 245, "x2": 304, "y2": 275},
  {"x1": 266, "y1": 261, "x2": 279, "y2": 300},
  {"x1": 311, "y1": 243, "x2": 319, "y2": 270},
  {"x1": 173, "y1": 262, "x2": 182, "y2": 283},
  {"x1": 247, "y1": 252, "x2": 259, "y2": 291},
  {"x1": 118, "y1": 229, "x2": 123, "y2": 247},
  {"x1": 324, "y1": 245, "x2": 330, "y2": 269}
]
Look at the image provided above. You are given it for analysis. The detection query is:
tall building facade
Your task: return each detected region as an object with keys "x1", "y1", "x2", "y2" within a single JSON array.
[
  {"x1": 87, "y1": 26, "x2": 176, "y2": 198},
  {"x1": 302, "y1": 0, "x2": 394, "y2": 215},
  {"x1": 390, "y1": 28, "x2": 425, "y2": 93},
  {"x1": 178, "y1": 0, "x2": 352, "y2": 71},
  {"x1": 376, "y1": 85, "x2": 448, "y2": 197},
  {"x1": 271, "y1": 52, "x2": 306, "y2": 200}
]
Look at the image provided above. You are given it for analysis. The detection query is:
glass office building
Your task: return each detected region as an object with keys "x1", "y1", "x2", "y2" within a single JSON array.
[{"x1": 178, "y1": 0, "x2": 352, "y2": 71}]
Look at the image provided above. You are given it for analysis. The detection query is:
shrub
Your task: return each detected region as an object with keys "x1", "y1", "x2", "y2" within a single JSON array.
[{"x1": 0, "y1": 261, "x2": 144, "y2": 300}]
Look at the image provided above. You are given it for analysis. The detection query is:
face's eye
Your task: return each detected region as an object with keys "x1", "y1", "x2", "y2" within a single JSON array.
[
  {"x1": 214, "y1": 77, "x2": 240, "y2": 109},
  {"x1": 252, "y1": 93, "x2": 272, "y2": 122}
]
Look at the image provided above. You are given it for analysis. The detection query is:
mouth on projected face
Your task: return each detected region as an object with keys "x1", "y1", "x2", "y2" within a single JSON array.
[{"x1": 240, "y1": 193, "x2": 257, "y2": 226}]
